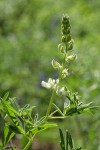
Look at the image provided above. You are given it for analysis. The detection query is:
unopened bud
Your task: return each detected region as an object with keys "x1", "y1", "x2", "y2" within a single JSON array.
[
  {"x1": 61, "y1": 68, "x2": 69, "y2": 78},
  {"x1": 51, "y1": 59, "x2": 62, "y2": 69},
  {"x1": 58, "y1": 43, "x2": 62, "y2": 50},
  {"x1": 66, "y1": 54, "x2": 77, "y2": 62},
  {"x1": 67, "y1": 35, "x2": 71, "y2": 42},
  {"x1": 60, "y1": 46, "x2": 65, "y2": 53},
  {"x1": 61, "y1": 36, "x2": 66, "y2": 43},
  {"x1": 68, "y1": 39, "x2": 74, "y2": 50}
]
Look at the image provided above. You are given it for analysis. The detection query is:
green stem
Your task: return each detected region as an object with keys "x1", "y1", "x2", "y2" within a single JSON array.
[
  {"x1": 49, "y1": 116, "x2": 67, "y2": 119},
  {"x1": 46, "y1": 90, "x2": 55, "y2": 119},
  {"x1": 23, "y1": 135, "x2": 35, "y2": 150}
]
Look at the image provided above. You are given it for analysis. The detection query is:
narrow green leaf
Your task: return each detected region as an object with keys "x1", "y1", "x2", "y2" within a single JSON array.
[
  {"x1": 41, "y1": 122, "x2": 57, "y2": 129},
  {"x1": 68, "y1": 132, "x2": 74, "y2": 149},
  {"x1": 2, "y1": 125, "x2": 9, "y2": 145},
  {"x1": 9, "y1": 98, "x2": 19, "y2": 111},
  {"x1": 2, "y1": 125, "x2": 15, "y2": 146},
  {"x1": 9, "y1": 125, "x2": 21, "y2": 134},
  {"x1": 34, "y1": 113, "x2": 38, "y2": 125},
  {"x1": 3, "y1": 92, "x2": 9, "y2": 101},
  {"x1": 65, "y1": 130, "x2": 68, "y2": 150},
  {"x1": 65, "y1": 106, "x2": 77, "y2": 116},
  {"x1": 59, "y1": 128, "x2": 65, "y2": 150}
]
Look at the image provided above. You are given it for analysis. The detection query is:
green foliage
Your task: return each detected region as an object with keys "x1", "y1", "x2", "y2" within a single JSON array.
[
  {"x1": 59, "y1": 129, "x2": 82, "y2": 150},
  {"x1": 0, "y1": 93, "x2": 57, "y2": 149},
  {"x1": 0, "y1": 1, "x2": 100, "y2": 150},
  {"x1": 0, "y1": 13, "x2": 99, "y2": 150}
]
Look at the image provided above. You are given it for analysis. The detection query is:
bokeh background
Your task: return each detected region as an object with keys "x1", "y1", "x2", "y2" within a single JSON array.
[{"x1": 0, "y1": 0, "x2": 100, "y2": 149}]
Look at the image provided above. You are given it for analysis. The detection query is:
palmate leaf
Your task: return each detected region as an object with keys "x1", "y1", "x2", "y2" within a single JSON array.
[
  {"x1": 1, "y1": 98, "x2": 25, "y2": 134},
  {"x1": 64, "y1": 101, "x2": 99, "y2": 117},
  {"x1": 1, "y1": 93, "x2": 38, "y2": 136}
]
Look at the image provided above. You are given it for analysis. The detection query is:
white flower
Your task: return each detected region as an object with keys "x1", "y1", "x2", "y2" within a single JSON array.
[
  {"x1": 61, "y1": 68, "x2": 69, "y2": 78},
  {"x1": 56, "y1": 87, "x2": 67, "y2": 96},
  {"x1": 41, "y1": 78, "x2": 59, "y2": 90},
  {"x1": 41, "y1": 81, "x2": 51, "y2": 89}
]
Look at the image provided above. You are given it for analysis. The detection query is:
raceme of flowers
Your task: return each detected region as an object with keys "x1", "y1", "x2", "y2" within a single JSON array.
[{"x1": 41, "y1": 14, "x2": 77, "y2": 97}]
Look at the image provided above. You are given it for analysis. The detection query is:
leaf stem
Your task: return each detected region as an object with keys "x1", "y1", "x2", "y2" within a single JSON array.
[
  {"x1": 46, "y1": 90, "x2": 55, "y2": 119},
  {"x1": 50, "y1": 116, "x2": 66, "y2": 119}
]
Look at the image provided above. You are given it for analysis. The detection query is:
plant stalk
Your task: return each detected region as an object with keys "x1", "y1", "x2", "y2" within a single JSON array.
[
  {"x1": 23, "y1": 135, "x2": 35, "y2": 150},
  {"x1": 46, "y1": 90, "x2": 55, "y2": 119}
]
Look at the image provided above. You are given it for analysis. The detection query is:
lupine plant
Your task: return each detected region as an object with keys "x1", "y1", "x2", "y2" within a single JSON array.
[{"x1": 0, "y1": 14, "x2": 98, "y2": 150}]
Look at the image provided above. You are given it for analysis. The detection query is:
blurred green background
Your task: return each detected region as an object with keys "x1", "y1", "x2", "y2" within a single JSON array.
[{"x1": 0, "y1": 0, "x2": 100, "y2": 149}]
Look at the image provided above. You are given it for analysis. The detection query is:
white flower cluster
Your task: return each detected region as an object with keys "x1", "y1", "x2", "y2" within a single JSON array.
[
  {"x1": 41, "y1": 78, "x2": 67, "y2": 96},
  {"x1": 41, "y1": 78, "x2": 59, "y2": 90}
]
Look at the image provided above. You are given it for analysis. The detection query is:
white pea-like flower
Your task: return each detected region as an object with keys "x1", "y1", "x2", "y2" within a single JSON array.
[
  {"x1": 61, "y1": 68, "x2": 69, "y2": 78},
  {"x1": 56, "y1": 87, "x2": 67, "y2": 96},
  {"x1": 41, "y1": 78, "x2": 59, "y2": 90}
]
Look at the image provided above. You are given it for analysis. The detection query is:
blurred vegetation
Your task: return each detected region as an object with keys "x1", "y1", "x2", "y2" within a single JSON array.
[{"x1": 0, "y1": 0, "x2": 100, "y2": 149}]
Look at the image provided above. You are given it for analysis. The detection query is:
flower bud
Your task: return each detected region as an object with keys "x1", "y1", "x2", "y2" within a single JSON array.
[
  {"x1": 67, "y1": 35, "x2": 71, "y2": 42},
  {"x1": 61, "y1": 68, "x2": 69, "y2": 78},
  {"x1": 68, "y1": 39, "x2": 74, "y2": 50},
  {"x1": 58, "y1": 44, "x2": 65, "y2": 53},
  {"x1": 58, "y1": 43, "x2": 62, "y2": 50},
  {"x1": 60, "y1": 46, "x2": 65, "y2": 53},
  {"x1": 66, "y1": 54, "x2": 77, "y2": 62},
  {"x1": 51, "y1": 59, "x2": 62, "y2": 69},
  {"x1": 56, "y1": 86, "x2": 67, "y2": 96},
  {"x1": 66, "y1": 27, "x2": 70, "y2": 34},
  {"x1": 61, "y1": 36, "x2": 66, "y2": 43}
]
